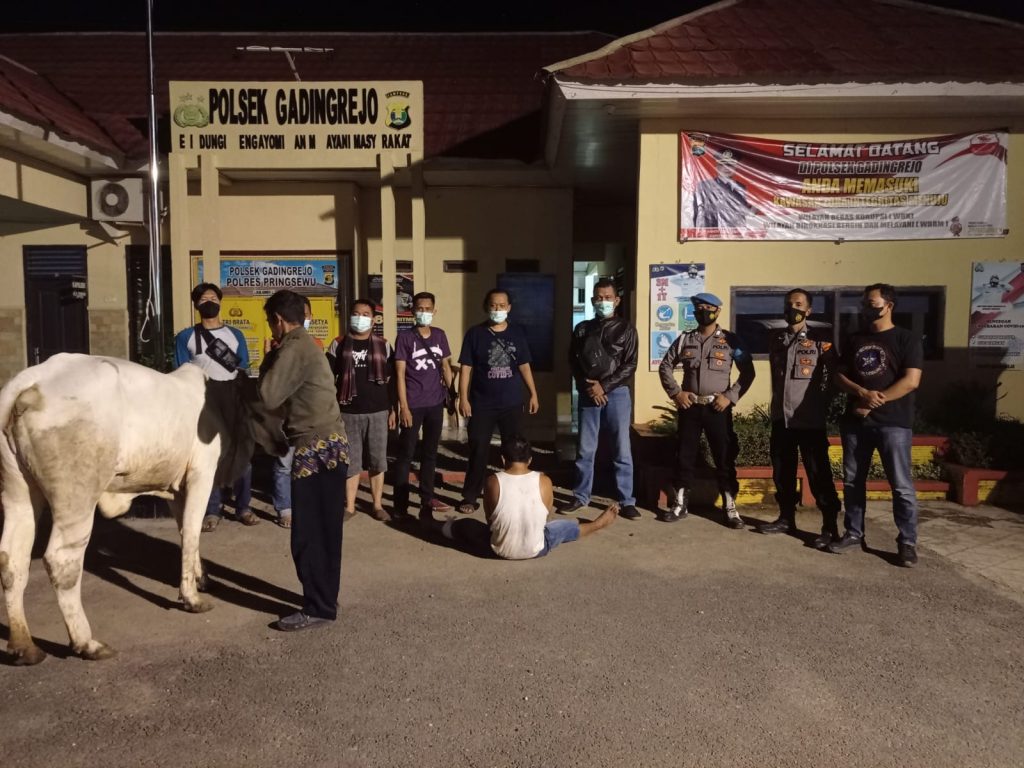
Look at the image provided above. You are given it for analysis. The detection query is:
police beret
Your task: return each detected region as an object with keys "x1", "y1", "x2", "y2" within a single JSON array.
[{"x1": 691, "y1": 292, "x2": 723, "y2": 307}]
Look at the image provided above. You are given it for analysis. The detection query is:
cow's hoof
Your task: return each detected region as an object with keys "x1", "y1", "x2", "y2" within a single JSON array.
[
  {"x1": 9, "y1": 645, "x2": 47, "y2": 666},
  {"x1": 76, "y1": 641, "x2": 117, "y2": 661},
  {"x1": 182, "y1": 597, "x2": 213, "y2": 614}
]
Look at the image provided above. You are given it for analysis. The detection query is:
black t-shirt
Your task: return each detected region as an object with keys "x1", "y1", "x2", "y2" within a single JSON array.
[
  {"x1": 841, "y1": 326, "x2": 924, "y2": 428},
  {"x1": 458, "y1": 323, "x2": 533, "y2": 411},
  {"x1": 337, "y1": 338, "x2": 394, "y2": 415}
]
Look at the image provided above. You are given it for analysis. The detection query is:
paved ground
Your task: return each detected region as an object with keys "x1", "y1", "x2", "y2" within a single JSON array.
[{"x1": 2, "y1": 487, "x2": 1024, "y2": 768}]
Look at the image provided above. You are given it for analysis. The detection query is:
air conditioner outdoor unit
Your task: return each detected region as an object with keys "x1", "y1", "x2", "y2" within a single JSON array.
[{"x1": 90, "y1": 178, "x2": 144, "y2": 223}]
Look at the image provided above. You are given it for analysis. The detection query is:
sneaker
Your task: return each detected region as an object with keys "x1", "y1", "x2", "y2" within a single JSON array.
[
  {"x1": 827, "y1": 532, "x2": 864, "y2": 554},
  {"x1": 619, "y1": 505, "x2": 641, "y2": 520},
  {"x1": 898, "y1": 543, "x2": 918, "y2": 568},
  {"x1": 723, "y1": 493, "x2": 744, "y2": 529},
  {"x1": 274, "y1": 611, "x2": 332, "y2": 632},
  {"x1": 668, "y1": 488, "x2": 689, "y2": 520},
  {"x1": 756, "y1": 515, "x2": 794, "y2": 534},
  {"x1": 556, "y1": 499, "x2": 586, "y2": 515},
  {"x1": 660, "y1": 508, "x2": 683, "y2": 523},
  {"x1": 811, "y1": 530, "x2": 837, "y2": 550}
]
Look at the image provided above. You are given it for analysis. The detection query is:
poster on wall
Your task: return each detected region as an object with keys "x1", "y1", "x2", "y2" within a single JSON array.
[
  {"x1": 679, "y1": 131, "x2": 1008, "y2": 241},
  {"x1": 969, "y1": 261, "x2": 1024, "y2": 369},
  {"x1": 194, "y1": 254, "x2": 341, "y2": 372},
  {"x1": 367, "y1": 273, "x2": 414, "y2": 338},
  {"x1": 497, "y1": 273, "x2": 555, "y2": 372},
  {"x1": 649, "y1": 263, "x2": 706, "y2": 371}
]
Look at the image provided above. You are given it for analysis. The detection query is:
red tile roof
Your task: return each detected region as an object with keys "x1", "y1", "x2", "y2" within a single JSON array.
[
  {"x1": 550, "y1": 0, "x2": 1024, "y2": 84},
  {"x1": 0, "y1": 54, "x2": 121, "y2": 156},
  {"x1": 0, "y1": 31, "x2": 611, "y2": 161}
]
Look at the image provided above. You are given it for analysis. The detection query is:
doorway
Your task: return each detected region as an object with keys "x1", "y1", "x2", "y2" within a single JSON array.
[{"x1": 23, "y1": 246, "x2": 89, "y2": 366}]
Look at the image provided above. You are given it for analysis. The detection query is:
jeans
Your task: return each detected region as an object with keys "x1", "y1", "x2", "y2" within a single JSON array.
[
  {"x1": 770, "y1": 421, "x2": 840, "y2": 525},
  {"x1": 463, "y1": 405, "x2": 521, "y2": 505},
  {"x1": 291, "y1": 461, "x2": 347, "y2": 620},
  {"x1": 536, "y1": 519, "x2": 581, "y2": 557},
  {"x1": 392, "y1": 404, "x2": 445, "y2": 515},
  {"x1": 841, "y1": 422, "x2": 918, "y2": 546},
  {"x1": 272, "y1": 448, "x2": 296, "y2": 513},
  {"x1": 675, "y1": 405, "x2": 739, "y2": 495},
  {"x1": 574, "y1": 387, "x2": 635, "y2": 506},
  {"x1": 206, "y1": 464, "x2": 253, "y2": 518}
]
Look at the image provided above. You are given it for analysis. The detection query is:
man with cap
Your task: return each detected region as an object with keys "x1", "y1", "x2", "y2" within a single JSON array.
[
  {"x1": 658, "y1": 292, "x2": 755, "y2": 527},
  {"x1": 694, "y1": 150, "x2": 751, "y2": 230},
  {"x1": 755, "y1": 289, "x2": 842, "y2": 548}
]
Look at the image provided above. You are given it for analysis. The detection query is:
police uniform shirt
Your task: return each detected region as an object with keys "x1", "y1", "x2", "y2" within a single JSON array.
[
  {"x1": 768, "y1": 327, "x2": 835, "y2": 429},
  {"x1": 659, "y1": 327, "x2": 752, "y2": 404}
]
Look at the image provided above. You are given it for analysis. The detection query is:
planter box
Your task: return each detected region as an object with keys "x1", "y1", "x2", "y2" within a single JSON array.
[
  {"x1": 632, "y1": 423, "x2": 951, "y2": 508},
  {"x1": 944, "y1": 463, "x2": 1024, "y2": 506}
]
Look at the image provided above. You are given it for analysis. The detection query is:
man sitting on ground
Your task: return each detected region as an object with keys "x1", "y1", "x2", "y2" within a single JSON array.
[{"x1": 443, "y1": 435, "x2": 617, "y2": 559}]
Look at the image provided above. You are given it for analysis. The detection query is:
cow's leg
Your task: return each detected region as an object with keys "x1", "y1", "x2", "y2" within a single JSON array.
[
  {"x1": 0, "y1": 476, "x2": 46, "y2": 666},
  {"x1": 178, "y1": 477, "x2": 214, "y2": 614},
  {"x1": 169, "y1": 496, "x2": 207, "y2": 593},
  {"x1": 43, "y1": 507, "x2": 115, "y2": 661}
]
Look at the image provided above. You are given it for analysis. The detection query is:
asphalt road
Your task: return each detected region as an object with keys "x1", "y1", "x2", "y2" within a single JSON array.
[{"x1": 2, "y1": 501, "x2": 1023, "y2": 768}]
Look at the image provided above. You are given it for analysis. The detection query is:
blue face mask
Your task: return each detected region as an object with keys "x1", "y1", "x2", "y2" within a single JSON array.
[
  {"x1": 350, "y1": 315, "x2": 373, "y2": 333},
  {"x1": 303, "y1": 318, "x2": 311, "y2": 330},
  {"x1": 594, "y1": 300, "x2": 615, "y2": 318},
  {"x1": 414, "y1": 311, "x2": 433, "y2": 327},
  {"x1": 488, "y1": 310, "x2": 508, "y2": 324}
]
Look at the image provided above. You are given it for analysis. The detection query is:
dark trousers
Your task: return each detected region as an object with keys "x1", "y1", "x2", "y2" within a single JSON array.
[
  {"x1": 770, "y1": 421, "x2": 841, "y2": 526},
  {"x1": 675, "y1": 405, "x2": 739, "y2": 495},
  {"x1": 463, "y1": 405, "x2": 521, "y2": 505},
  {"x1": 291, "y1": 462, "x2": 347, "y2": 620},
  {"x1": 392, "y1": 404, "x2": 445, "y2": 514}
]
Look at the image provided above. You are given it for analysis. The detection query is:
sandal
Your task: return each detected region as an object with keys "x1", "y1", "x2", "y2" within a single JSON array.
[
  {"x1": 201, "y1": 515, "x2": 220, "y2": 532},
  {"x1": 236, "y1": 509, "x2": 261, "y2": 526},
  {"x1": 457, "y1": 502, "x2": 477, "y2": 515},
  {"x1": 277, "y1": 514, "x2": 292, "y2": 529},
  {"x1": 371, "y1": 507, "x2": 391, "y2": 522}
]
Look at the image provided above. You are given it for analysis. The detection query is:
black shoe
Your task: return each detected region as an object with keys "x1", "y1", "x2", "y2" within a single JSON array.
[
  {"x1": 391, "y1": 510, "x2": 414, "y2": 524},
  {"x1": 619, "y1": 505, "x2": 641, "y2": 520},
  {"x1": 827, "y1": 532, "x2": 863, "y2": 554},
  {"x1": 660, "y1": 508, "x2": 683, "y2": 523},
  {"x1": 557, "y1": 499, "x2": 586, "y2": 515},
  {"x1": 418, "y1": 506, "x2": 436, "y2": 526},
  {"x1": 898, "y1": 543, "x2": 918, "y2": 568},
  {"x1": 757, "y1": 516, "x2": 794, "y2": 534},
  {"x1": 811, "y1": 530, "x2": 838, "y2": 550},
  {"x1": 274, "y1": 611, "x2": 332, "y2": 632}
]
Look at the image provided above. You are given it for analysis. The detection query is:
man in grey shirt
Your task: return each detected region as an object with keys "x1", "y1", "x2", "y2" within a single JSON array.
[
  {"x1": 658, "y1": 293, "x2": 755, "y2": 527},
  {"x1": 755, "y1": 289, "x2": 841, "y2": 549}
]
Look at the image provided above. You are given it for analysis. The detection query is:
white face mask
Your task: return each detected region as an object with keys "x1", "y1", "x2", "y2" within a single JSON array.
[
  {"x1": 414, "y1": 311, "x2": 433, "y2": 327},
  {"x1": 488, "y1": 310, "x2": 508, "y2": 324},
  {"x1": 303, "y1": 318, "x2": 311, "y2": 330},
  {"x1": 350, "y1": 315, "x2": 373, "y2": 333},
  {"x1": 594, "y1": 300, "x2": 615, "y2": 318}
]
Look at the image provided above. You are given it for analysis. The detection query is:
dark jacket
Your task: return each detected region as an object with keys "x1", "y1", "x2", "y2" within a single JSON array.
[{"x1": 570, "y1": 315, "x2": 638, "y2": 395}]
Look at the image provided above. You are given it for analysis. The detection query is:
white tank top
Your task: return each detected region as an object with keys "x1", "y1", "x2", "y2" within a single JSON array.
[{"x1": 489, "y1": 471, "x2": 549, "y2": 560}]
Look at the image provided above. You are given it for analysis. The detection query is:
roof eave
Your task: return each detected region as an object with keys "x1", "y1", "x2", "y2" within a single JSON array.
[{"x1": 0, "y1": 110, "x2": 122, "y2": 171}]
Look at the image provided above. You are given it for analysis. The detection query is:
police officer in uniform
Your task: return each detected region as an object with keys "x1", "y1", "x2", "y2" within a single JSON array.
[
  {"x1": 756, "y1": 289, "x2": 842, "y2": 549},
  {"x1": 658, "y1": 293, "x2": 755, "y2": 527}
]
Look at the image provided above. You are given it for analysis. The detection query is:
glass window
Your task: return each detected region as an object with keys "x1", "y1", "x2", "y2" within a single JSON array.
[{"x1": 732, "y1": 286, "x2": 943, "y2": 359}]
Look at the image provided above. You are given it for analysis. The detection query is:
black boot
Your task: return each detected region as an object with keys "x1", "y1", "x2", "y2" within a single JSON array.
[
  {"x1": 812, "y1": 513, "x2": 840, "y2": 550},
  {"x1": 757, "y1": 510, "x2": 795, "y2": 534}
]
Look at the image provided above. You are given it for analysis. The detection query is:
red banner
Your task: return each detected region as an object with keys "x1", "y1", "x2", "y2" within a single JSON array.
[{"x1": 679, "y1": 131, "x2": 1008, "y2": 241}]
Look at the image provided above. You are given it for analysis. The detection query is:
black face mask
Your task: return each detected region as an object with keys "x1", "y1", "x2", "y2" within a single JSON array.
[
  {"x1": 694, "y1": 309, "x2": 718, "y2": 327},
  {"x1": 784, "y1": 307, "x2": 806, "y2": 325},
  {"x1": 197, "y1": 301, "x2": 220, "y2": 319},
  {"x1": 861, "y1": 305, "x2": 884, "y2": 323}
]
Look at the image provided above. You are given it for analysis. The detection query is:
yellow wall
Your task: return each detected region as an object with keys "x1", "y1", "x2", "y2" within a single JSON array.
[{"x1": 635, "y1": 117, "x2": 1024, "y2": 425}]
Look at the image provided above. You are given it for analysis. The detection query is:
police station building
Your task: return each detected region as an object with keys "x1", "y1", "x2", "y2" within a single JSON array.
[{"x1": 1, "y1": 0, "x2": 1023, "y2": 438}]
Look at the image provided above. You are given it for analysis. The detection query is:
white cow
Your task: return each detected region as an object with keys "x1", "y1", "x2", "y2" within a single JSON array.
[{"x1": 0, "y1": 353, "x2": 257, "y2": 665}]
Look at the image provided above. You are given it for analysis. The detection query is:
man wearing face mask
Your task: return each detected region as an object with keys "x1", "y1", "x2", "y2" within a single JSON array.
[
  {"x1": 560, "y1": 278, "x2": 640, "y2": 519},
  {"x1": 173, "y1": 282, "x2": 257, "y2": 532},
  {"x1": 391, "y1": 292, "x2": 454, "y2": 523},
  {"x1": 830, "y1": 284, "x2": 923, "y2": 567},
  {"x1": 658, "y1": 292, "x2": 755, "y2": 527},
  {"x1": 457, "y1": 288, "x2": 539, "y2": 515},
  {"x1": 756, "y1": 289, "x2": 842, "y2": 548},
  {"x1": 326, "y1": 299, "x2": 396, "y2": 522}
]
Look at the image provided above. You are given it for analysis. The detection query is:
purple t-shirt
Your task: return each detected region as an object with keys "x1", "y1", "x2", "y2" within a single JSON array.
[{"x1": 394, "y1": 327, "x2": 451, "y2": 409}]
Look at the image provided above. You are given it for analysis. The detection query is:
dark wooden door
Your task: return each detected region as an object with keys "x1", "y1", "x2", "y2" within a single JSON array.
[{"x1": 24, "y1": 247, "x2": 89, "y2": 365}]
